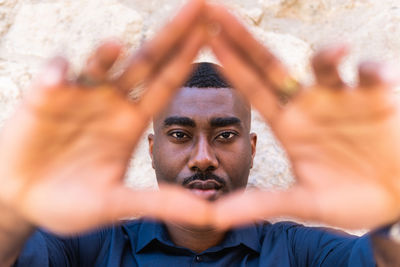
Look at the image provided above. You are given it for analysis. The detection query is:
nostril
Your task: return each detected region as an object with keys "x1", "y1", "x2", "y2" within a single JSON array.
[
  {"x1": 190, "y1": 166, "x2": 216, "y2": 172},
  {"x1": 191, "y1": 166, "x2": 200, "y2": 172},
  {"x1": 206, "y1": 166, "x2": 216, "y2": 172}
]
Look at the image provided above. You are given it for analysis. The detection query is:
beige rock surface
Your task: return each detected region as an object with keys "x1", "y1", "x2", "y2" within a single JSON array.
[{"x1": 0, "y1": 1, "x2": 398, "y2": 229}]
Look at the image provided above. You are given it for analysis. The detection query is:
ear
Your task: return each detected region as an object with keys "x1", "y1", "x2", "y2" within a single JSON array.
[
  {"x1": 148, "y1": 134, "x2": 155, "y2": 169},
  {"x1": 250, "y1": 133, "x2": 257, "y2": 168}
]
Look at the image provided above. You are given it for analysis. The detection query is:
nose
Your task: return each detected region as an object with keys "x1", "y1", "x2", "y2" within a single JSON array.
[{"x1": 188, "y1": 136, "x2": 218, "y2": 172}]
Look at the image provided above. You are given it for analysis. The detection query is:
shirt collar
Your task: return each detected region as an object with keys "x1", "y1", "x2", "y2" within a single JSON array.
[
  {"x1": 215, "y1": 223, "x2": 261, "y2": 253},
  {"x1": 134, "y1": 219, "x2": 175, "y2": 253},
  {"x1": 125, "y1": 218, "x2": 261, "y2": 254}
]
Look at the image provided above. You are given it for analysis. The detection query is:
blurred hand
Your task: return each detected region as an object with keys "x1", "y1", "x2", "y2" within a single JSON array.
[
  {"x1": 209, "y1": 5, "x2": 400, "y2": 230},
  {"x1": 0, "y1": 0, "x2": 212, "y2": 235}
]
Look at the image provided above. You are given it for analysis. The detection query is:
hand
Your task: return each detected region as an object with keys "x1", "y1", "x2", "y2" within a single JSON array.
[
  {"x1": 0, "y1": 0, "x2": 211, "y2": 235},
  {"x1": 209, "y1": 5, "x2": 400, "y2": 230}
]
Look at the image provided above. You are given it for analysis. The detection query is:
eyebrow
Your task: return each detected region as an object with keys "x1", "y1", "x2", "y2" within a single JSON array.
[
  {"x1": 162, "y1": 116, "x2": 242, "y2": 128},
  {"x1": 163, "y1": 116, "x2": 196, "y2": 127},
  {"x1": 210, "y1": 117, "x2": 241, "y2": 128}
]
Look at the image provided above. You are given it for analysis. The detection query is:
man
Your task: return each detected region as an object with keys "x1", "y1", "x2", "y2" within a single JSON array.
[
  {"x1": 10, "y1": 62, "x2": 377, "y2": 266},
  {"x1": 1, "y1": 0, "x2": 400, "y2": 266}
]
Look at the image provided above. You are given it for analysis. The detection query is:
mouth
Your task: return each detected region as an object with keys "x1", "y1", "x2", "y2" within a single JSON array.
[{"x1": 185, "y1": 180, "x2": 223, "y2": 201}]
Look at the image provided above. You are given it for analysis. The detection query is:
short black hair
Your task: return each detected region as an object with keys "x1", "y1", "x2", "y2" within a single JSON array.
[{"x1": 184, "y1": 62, "x2": 231, "y2": 88}]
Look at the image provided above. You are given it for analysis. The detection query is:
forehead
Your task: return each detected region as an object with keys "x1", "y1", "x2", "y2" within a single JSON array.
[{"x1": 154, "y1": 87, "x2": 251, "y2": 128}]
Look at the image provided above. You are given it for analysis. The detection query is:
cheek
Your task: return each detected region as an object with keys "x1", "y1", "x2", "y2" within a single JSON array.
[
  {"x1": 220, "y1": 143, "x2": 253, "y2": 189},
  {"x1": 153, "y1": 140, "x2": 189, "y2": 183},
  {"x1": 230, "y1": 155, "x2": 251, "y2": 188}
]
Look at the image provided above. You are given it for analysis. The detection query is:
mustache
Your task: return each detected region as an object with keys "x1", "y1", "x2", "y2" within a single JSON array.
[{"x1": 182, "y1": 172, "x2": 226, "y2": 187}]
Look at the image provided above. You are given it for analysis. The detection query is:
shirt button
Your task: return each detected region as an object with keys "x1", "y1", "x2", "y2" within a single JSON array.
[{"x1": 195, "y1": 255, "x2": 202, "y2": 262}]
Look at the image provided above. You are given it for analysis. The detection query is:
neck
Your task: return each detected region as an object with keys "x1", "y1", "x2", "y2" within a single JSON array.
[{"x1": 165, "y1": 222, "x2": 226, "y2": 253}]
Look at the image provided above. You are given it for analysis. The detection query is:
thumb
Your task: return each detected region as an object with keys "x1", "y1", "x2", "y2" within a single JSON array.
[
  {"x1": 102, "y1": 185, "x2": 213, "y2": 227},
  {"x1": 213, "y1": 186, "x2": 317, "y2": 229}
]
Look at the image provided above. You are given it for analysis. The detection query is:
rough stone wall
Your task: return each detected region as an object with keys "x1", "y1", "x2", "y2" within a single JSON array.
[{"x1": 0, "y1": 0, "x2": 399, "y2": 198}]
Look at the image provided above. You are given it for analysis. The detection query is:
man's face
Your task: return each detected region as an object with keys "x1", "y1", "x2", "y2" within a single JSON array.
[{"x1": 149, "y1": 87, "x2": 256, "y2": 201}]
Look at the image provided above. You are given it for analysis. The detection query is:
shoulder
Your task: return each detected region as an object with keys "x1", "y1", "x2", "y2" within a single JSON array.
[
  {"x1": 258, "y1": 220, "x2": 356, "y2": 245},
  {"x1": 34, "y1": 218, "x2": 145, "y2": 250},
  {"x1": 260, "y1": 220, "x2": 355, "y2": 235}
]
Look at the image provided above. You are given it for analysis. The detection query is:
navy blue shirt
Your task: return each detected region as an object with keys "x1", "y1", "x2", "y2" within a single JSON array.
[{"x1": 14, "y1": 219, "x2": 375, "y2": 266}]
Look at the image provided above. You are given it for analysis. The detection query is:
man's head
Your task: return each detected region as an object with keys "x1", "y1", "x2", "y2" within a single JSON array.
[{"x1": 149, "y1": 62, "x2": 257, "y2": 201}]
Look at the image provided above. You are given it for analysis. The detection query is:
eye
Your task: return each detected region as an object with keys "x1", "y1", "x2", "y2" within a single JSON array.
[
  {"x1": 168, "y1": 131, "x2": 190, "y2": 141},
  {"x1": 216, "y1": 131, "x2": 237, "y2": 141}
]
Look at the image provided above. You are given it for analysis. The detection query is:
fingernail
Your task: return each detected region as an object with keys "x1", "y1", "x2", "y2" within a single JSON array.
[
  {"x1": 380, "y1": 62, "x2": 400, "y2": 84},
  {"x1": 39, "y1": 57, "x2": 67, "y2": 88},
  {"x1": 40, "y1": 67, "x2": 63, "y2": 88}
]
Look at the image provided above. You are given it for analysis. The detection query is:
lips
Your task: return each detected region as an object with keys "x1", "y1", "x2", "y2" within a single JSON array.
[
  {"x1": 185, "y1": 180, "x2": 223, "y2": 200},
  {"x1": 186, "y1": 180, "x2": 223, "y2": 190}
]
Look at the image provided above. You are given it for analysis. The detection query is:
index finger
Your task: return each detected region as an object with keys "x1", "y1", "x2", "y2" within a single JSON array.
[
  {"x1": 116, "y1": 0, "x2": 206, "y2": 92},
  {"x1": 207, "y1": 5, "x2": 296, "y2": 95}
]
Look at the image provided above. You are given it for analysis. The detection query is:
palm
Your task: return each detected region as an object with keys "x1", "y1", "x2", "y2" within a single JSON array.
[
  {"x1": 0, "y1": 86, "x2": 142, "y2": 233},
  {"x1": 274, "y1": 86, "x2": 400, "y2": 227},
  {"x1": 208, "y1": 5, "x2": 400, "y2": 228},
  {"x1": 0, "y1": 0, "x2": 209, "y2": 234}
]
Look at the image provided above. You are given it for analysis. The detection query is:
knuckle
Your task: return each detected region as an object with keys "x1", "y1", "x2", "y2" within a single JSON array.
[{"x1": 137, "y1": 46, "x2": 158, "y2": 67}]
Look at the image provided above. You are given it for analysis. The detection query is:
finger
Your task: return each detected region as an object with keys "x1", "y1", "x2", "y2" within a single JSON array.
[
  {"x1": 358, "y1": 61, "x2": 400, "y2": 89},
  {"x1": 210, "y1": 34, "x2": 282, "y2": 125},
  {"x1": 33, "y1": 56, "x2": 69, "y2": 91},
  {"x1": 79, "y1": 40, "x2": 122, "y2": 85},
  {"x1": 104, "y1": 185, "x2": 212, "y2": 227},
  {"x1": 207, "y1": 5, "x2": 296, "y2": 95},
  {"x1": 213, "y1": 187, "x2": 317, "y2": 230},
  {"x1": 116, "y1": 0, "x2": 205, "y2": 92},
  {"x1": 134, "y1": 23, "x2": 207, "y2": 120},
  {"x1": 26, "y1": 57, "x2": 70, "y2": 107},
  {"x1": 312, "y1": 44, "x2": 348, "y2": 89}
]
